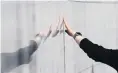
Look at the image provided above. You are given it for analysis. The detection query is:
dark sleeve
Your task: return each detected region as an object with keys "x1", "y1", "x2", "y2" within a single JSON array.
[
  {"x1": 79, "y1": 38, "x2": 118, "y2": 71},
  {"x1": 1, "y1": 40, "x2": 38, "y2": 73},
  {"x1": 17, "y1": 40, "x2": 38, "y2": 64}
]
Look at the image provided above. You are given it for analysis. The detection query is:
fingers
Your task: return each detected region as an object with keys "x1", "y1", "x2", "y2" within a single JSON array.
[
  {"x1": 63, "y1": 18, "x2": 68, "y2": 29},
  {"x1": 63, "y1": 18, "x2": 72, "y2": 33},
  {"x1": 63, "y1": 18, "x2": 75, "y2": 37},
  {"x1": 63, "y1": 20, "x2": 73, "y2": 36},
  {"x1": 63, "y1": 18, "x2": 71, "y2": 31}
]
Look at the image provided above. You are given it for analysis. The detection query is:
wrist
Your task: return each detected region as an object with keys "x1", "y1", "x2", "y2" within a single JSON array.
[
  {"x1": 71, "y1": 31, "x2": 76, "y2": 37},
  {"x1": 73, "y1": 32, "x2": 82, "y2": 39},
  {"x1": 34, "y1": 34, "x2": 42, "y2": 45}
]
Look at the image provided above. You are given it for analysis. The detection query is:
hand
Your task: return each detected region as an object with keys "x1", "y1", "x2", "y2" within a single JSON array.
[
  {"x1": 63, "y1": 18, "x2": 75, "y2": 37},
  {"x1": 35, "y1": 31, "x2": 47, "y2": 38}
]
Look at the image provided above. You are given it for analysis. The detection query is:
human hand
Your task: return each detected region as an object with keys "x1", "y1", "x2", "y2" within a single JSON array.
[{"x1": 63, "y1": 18, "x2": 75, "y2": 37}]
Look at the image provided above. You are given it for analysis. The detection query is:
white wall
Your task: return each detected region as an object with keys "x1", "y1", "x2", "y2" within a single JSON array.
[
  {"x1": 1, "y1": 1, "x2": 118, "y2": 73},
  {"x1": 1, "y1": 2, "x2": 17, "y2": 52}
]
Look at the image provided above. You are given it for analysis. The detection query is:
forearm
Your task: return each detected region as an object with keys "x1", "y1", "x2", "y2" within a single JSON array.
[
  {"x1": 69, "y1": 31, "x2": 84, "y2": 45},
  {"x1": 73, "y1": 33, "x2": 112, "y2": 64},
  {"x1": 78, "y1": 37, "x2": 118, "y2": 71},
  {"x1": 74, "y1": 35, "x2": 84, "y2": 45},
  {"x1": 17, "y1": 34, "x2": 42, "y2": 64},
  {"x1": 64, "y1": 20, "x2": 118, "y2": 71},
  {"x1": 1, "y1": 34, "x2": 43, "y2": 73},
  {"x1": 1, "y1": 39, "x2": 40, "y2": 73}
]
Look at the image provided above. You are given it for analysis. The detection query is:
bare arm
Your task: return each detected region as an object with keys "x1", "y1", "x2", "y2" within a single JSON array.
[{"x1": 63, "y1": 18, "x2": 118, "y2": 71}]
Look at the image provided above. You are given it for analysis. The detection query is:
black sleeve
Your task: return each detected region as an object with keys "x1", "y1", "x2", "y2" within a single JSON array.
[
  {"x1": 17, "y1": 40, "x2": 38, "y2": 64},
  {"x1": 1, "y1": 40, "x2": 38, "y2": 73},
  {"x1": 79, "y1": 38, "x2": 118, "y2": 71}
]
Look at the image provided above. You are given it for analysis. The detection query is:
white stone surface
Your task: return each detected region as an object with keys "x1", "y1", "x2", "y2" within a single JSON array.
[{"x1": 1, "y1": 1, "x2": 118, "y2": 73}]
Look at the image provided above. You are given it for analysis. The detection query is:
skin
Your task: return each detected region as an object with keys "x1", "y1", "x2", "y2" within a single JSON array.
[
  {"x1": 63, "y1": 18, "x2": 75, "y2": 37},
  {"x1": 63, "y1": 18, "x2": 84, "y2": 43}
]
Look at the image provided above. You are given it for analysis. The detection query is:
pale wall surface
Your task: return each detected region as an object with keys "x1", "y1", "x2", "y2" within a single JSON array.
[{"x1": 1, "y1": 1, "x2": 118, "y2": 73}]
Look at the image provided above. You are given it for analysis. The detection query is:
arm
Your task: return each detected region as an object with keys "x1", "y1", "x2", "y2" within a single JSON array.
[
  {"x1": 75, "y1": 35, "x2": 118, "y2": 71},
  {"x1": 17, "y1": 33, "x2": 43, "y2": 64},
  {"x1": 1, "y1": 34, "x2": 42, "y2": 73},
  {"x1": 17, "y1": 27, "x2": 52, "y2": 64},
  {"x1": 1, "y1": 30, "x2": 51, "y2": 73},
  {"x1": 63, "y1": 18, "x2": 118, "y2": 71}
]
